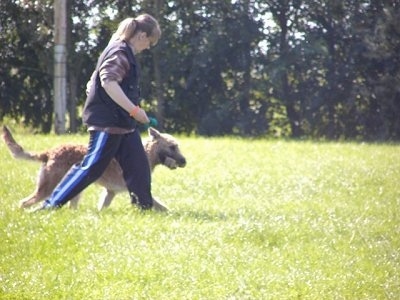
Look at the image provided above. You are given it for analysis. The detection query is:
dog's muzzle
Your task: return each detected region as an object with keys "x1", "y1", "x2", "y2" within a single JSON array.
[{"x1": 160, "y1": 152, "x2": 186, "y2": 169}]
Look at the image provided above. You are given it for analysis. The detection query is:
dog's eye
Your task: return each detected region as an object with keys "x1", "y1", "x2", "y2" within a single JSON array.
[{"x1": 169, "y1": 145, "x2": 177, "y2": 152}]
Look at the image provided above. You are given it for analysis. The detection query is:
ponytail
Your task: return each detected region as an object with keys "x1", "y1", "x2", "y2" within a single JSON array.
[{"x1": 110, "y1": 14, "x2": 161, "y2": 46}]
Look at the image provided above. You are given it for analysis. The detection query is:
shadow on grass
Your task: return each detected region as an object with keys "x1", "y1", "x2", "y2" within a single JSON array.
[
  {"x1": 167, "y1": 209, "x2": 231, "y2": 222},
  {"x1": 25, "y1": 204, "x2": 245, "y2": 225}
]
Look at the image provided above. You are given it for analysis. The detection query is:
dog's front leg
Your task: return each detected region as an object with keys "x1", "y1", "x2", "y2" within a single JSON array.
[
  {"x1": 152, "y1": 198, "x2": 169, "y2": 212},
  {"x1": 97, "y1": 188, "x2": 116, "y2": 211},
  {"x1": 69, "y1": 194, "x2": 81, "y2": 209}
]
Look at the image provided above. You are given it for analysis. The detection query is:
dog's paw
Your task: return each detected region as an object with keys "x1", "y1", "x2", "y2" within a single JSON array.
[
  {"x1": 19, "y1": 200, "x2": 29, "y2": 209},
  {"x1": 152, "y1": 198, "x2": 169, "y2": 212}
]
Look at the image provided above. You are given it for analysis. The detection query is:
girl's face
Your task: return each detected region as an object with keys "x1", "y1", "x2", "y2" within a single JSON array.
[{"x1": 129, "y1": 31, "x2": 152, "y2": 53}]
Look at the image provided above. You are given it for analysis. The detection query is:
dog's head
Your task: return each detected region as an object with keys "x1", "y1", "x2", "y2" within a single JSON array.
[{"x1": 145, "y1": 127, "x2": 186, "y2": 170}]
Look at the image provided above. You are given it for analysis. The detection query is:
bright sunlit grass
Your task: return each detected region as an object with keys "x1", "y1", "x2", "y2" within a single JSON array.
[{"x1": 0, "y1": 130, "x2": 399, "y2": 299}]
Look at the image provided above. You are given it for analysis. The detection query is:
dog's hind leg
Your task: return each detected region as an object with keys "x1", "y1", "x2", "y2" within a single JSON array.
[
  {"x1": 97, "y1": 188, "x2": 116, "y2": 211},
  {"x1": 19, "y1": 191, "x2": 46, "y2": 208},
  {"x1": 19, "y1": 167, "x2": 52, "y2": 208}
]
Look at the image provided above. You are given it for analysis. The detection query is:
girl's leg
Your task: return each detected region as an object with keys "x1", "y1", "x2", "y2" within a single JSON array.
[
  {"x1": 42, "y1": 131, "x2": 121, "y2": 208},
  {"x1": 115, "y1": 130, "x2": 153, "y2": 209}
]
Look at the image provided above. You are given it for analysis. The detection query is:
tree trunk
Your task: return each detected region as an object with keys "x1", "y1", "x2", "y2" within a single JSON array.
[
  {"x1": 53, "y1": 0, "x2": 67, "y2": 134},
  {"x1": 278, "y1": 11, "x2": 302, "y2": 138}
]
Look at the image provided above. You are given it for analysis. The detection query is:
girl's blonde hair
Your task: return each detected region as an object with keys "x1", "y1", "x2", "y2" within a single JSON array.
[{"x1": 110, "y1": 14, "x2": 161, "y2": 46}]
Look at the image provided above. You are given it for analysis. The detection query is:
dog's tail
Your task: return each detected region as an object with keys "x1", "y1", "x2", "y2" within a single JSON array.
[{"x1": 2, "y1": 125, "x2": 48, "y2": 163}]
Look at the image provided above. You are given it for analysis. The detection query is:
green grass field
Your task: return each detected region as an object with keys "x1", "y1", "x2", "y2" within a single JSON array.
[{"x1": 0, "y1": 129, "x2": 399, "y2": 299}]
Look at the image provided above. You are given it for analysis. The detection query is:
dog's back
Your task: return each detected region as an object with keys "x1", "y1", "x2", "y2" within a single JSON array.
[{"x1": 2, "y1": 125, "x2": 87, "y2": 181}]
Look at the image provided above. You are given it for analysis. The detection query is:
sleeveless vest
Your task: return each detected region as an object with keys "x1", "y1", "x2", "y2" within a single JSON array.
[{"x1": 82, "y1": 40, "x2": 140, "y2": 129}]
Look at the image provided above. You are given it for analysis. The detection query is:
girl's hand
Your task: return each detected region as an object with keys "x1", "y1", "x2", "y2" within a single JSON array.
[{"x1": 130, "y1": 106, "x2": 150, "y2": 124}]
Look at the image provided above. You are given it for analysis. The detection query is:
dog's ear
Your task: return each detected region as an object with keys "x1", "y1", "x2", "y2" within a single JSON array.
[{"x1": 148, "y1": 127, "x2": 161, "y2": 139}]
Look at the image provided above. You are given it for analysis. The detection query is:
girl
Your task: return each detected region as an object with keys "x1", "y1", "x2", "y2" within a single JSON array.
[{"x1": 40, "y1": 14, "x2": 161, "y2": 211}]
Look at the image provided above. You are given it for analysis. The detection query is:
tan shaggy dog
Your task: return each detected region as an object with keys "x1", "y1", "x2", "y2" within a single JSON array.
[{"x1": 2, "y1": 125, "x2": 186, "y2": 211}]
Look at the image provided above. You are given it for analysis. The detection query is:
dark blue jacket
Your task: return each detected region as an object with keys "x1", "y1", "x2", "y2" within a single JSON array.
[{"x1": 82, "y1": 40, "x2": 140, "y2": 129}]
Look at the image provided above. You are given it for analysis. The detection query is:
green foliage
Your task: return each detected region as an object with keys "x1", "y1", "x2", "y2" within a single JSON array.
[
  {"x1": 1, "y1": 132, "x2": 399, "y2": 299},
  {"x1": 265, "y1": 0, "x2": 400, "y2": 140},
  {"x1": 0, "y1": 0, "x2": 53, "y2": 132}
]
